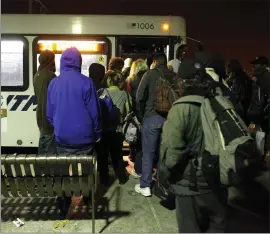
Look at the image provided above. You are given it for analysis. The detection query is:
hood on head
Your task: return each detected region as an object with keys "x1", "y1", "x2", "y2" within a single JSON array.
[
  {"x1": 60, "y1": 47, "x2": 82, "y2": 72},
  {"x1": 178, "y1": 58, "x2": 200, "y2": 80},
  {"x1": 38, "y1": 50, "x2": 55, "y2": 72}
]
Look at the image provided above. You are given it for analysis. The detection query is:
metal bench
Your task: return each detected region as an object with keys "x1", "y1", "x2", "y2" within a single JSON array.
[{"x1": 1, "y1": 153, "x2": 98, "y2": 233}]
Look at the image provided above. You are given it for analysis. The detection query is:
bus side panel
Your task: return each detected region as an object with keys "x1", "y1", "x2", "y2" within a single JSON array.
[{"x1": 1, "y1": 36, "x2": 39, "y2": 148}]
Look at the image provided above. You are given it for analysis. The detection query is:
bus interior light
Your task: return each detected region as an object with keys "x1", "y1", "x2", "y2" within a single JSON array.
[{"x1": 37, "y1": 40, "x2": 105, "y2": 53}]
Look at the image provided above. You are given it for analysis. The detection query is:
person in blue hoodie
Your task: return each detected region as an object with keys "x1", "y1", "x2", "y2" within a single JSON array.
[{"x1": 47, "y1": 47, "x2": 101, "y2": 155}]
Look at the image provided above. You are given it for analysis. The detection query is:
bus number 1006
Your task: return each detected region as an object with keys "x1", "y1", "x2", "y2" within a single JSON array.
[{"x1": 137, "y1": 23, "x2": 154, "y2": 30}]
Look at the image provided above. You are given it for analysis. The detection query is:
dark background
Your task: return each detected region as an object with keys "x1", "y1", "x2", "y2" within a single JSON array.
[{"x1": 2, "y1": 0, "x2": 270, "y2": 73}]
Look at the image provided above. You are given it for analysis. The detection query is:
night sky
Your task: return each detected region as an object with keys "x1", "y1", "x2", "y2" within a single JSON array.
[{"x1": 2, "y1": 0, "x2": 270, "y2": 73}]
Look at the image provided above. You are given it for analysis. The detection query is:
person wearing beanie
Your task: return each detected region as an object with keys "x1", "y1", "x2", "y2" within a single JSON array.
[
  {"x1": 33, "y1": 49, "x2": 57, "y2": 154},
  {"x1": 160, "y1": 58, "x2": 227, "y2": 233}
]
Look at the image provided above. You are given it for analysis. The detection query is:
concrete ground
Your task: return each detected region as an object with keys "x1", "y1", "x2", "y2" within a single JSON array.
[{"x1": 1, "y1": 172, "x2": 269, "y2": 233}]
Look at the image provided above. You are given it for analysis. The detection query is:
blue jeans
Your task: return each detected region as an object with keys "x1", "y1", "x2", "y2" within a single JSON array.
[
  {"x1": 140, "y1": 115, "x2": 165, "y2": 188},
  {"x1": 57, "y1": 143, "x2": 93, "y2": 155},
  {"x1": 38, "y1": 133, "x2": 57, "y2": 155}
]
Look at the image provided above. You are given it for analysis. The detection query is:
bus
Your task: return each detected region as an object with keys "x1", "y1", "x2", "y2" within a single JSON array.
[{"x1": 1, "y1": 14, "x2": 186, "y2": 152}]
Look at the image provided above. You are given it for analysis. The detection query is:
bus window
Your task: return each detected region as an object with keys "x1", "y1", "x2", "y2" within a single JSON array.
[
  {"x1": 1, "y1": 37, "x2": 29, "y2": 91},
  {"x1": 34, "y1": 38, "x2": 110, "y2": 76}
]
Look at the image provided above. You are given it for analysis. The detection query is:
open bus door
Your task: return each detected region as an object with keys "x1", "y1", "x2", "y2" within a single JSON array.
[{"x1": 116, "y1": 36, "x2": 179, "y2": 64}]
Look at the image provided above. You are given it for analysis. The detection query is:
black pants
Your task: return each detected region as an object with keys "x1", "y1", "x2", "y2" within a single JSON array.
[
  {"x1": 129, "y1": 135, "x2": 142, "y2": 174},
  {"x1": 175, "y1": 191, "x2": 227, "y2": 233},
  {"x1": 38, "y1": 133, "x2": 57, "y2": 155},
  {"x1": 97, "y1": 131, "x2": 127, "y2": 184}
]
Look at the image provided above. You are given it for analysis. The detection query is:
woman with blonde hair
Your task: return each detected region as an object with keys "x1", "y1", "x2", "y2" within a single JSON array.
[
  {"x1": 126, "y1": 59, "x2": 149, "y2": 99},
  {"x1": 125, "y1": 59, "x2": 149, "y2": 178}
]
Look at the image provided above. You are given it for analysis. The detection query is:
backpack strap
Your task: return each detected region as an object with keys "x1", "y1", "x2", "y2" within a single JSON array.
[
  {"x1": 125, "y1": 91, "x2": 132, "y2": 114},
  {"x1": 97, "y1": 88, "x2": 103, "y2": 97}
]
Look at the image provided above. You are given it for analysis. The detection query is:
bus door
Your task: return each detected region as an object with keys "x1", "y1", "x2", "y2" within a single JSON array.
[
  {"x1": 116, "y1": 36, "x2": 178, "y2": 62},
  {"x1": 34, "y1": 37, "x2": 111, "y2": 76}
]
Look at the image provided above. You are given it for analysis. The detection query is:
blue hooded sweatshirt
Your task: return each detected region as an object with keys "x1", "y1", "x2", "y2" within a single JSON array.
[{"x1": 46, "y1": 47, "x2": 101, "y2": 145}]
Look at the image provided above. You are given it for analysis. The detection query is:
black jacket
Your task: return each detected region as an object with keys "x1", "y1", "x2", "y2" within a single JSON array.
[
  {"x1": 33, "y1": 69, "x2": 56, "y2": 135},
  {"x1": 248, "y1": 69, "x2": 270, "y2": 133},
  {"x1": 229, "y1": 72, "x2": 253, "y2": 113}
]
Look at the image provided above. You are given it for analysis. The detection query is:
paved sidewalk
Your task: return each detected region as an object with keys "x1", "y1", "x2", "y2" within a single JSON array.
[{"x1": 1, "y1": 173, "x2": 269, "y2": 233}]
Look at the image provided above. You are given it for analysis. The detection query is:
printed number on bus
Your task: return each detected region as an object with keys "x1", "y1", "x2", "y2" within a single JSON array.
[{"x1": 137, "y1": 23, "x2": 154, "y2": 30}]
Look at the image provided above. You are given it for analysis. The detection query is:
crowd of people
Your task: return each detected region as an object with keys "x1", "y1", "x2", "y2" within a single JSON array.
[{"x1": 33, "y1": 45, "x2": 269, "y2": 233}]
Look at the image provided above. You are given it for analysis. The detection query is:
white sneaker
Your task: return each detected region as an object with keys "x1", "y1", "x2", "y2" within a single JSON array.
[{"x1": 135, "y1": 184, "x2": 151, "y2": 197}]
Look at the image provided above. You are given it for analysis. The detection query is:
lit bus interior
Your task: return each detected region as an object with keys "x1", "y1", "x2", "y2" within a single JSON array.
[
  {"x1": 36, "y1": 38, "x2": 109, "y2": 75},
  {"x1": 117, "y1": 36, "x2": 179, "y2": 61}
]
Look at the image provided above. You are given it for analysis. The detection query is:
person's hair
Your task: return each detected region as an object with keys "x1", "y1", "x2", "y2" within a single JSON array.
[
  {"x1": 108, "y1": 57, "x2": 124, "y2": 71},
  {"x1": 126, "y1": 59, "x2": 149, "y2": 84},
  {"x1": 105, "y1": 70, "x2": 125, "y2": 88},
  {"x1": 153, "y1": 53, "x2": 167, "y2": 65},
  {"x1": 89, "y1": 63, "x2": 105, "y2": 90},
  {"x1": 180, "y1": 68, "x2": 217, "y2": 97},
  {"x1": 227, "y1": 59, "x2": 244, "y2": 75},
  {"x1": 212, "y1": 52, "x2": 226, "y2": 80},
  {"x1": 130, "y1": 59, "x2": 148, "y2": 77}
]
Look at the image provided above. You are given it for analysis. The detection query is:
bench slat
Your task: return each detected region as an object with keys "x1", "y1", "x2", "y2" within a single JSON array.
[
  {"x1": 1, "y1": 179, "x2": 9, "y2": 197},
  {"x1": 62, "y1": 164, "x2": 72, "y2": 197},
  {"x1": 34, "y1": 165, "x2": 46, "y2": 197},
  {"x1": 63, "y1": 177, "x2": 72, "y2": 197},
  {"x1": 23, "y1": 163, "x2": 37, "y2": 197},
  {"x1": 70, "y1": 164, "x2": 81, "y2": 196},
  {"x1": 45, "y1": 178, "x2": 55, "y2": 197},
  {"x1": 53, "y1": 162, "x2": 63, "y2": 197},
  {"x1": 81, "y1": 162, "x2": 91, "y2": 197},
  {"x1": 4, "y1": 164, "x2": 19, "y2": 197},
  {"x1": 14, "y1": 164, "x2": 28, "y2": 197}
]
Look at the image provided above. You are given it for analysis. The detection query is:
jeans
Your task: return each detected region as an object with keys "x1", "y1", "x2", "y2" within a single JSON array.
[
  {"x1": 140, "y1": 115, "x2": 165, "y2": 188},
  {"x1": 57, "y1": 143, "x2": 93, "y2": 155},
  {"x1": 38, "y1": 133, "x2": 57, "y2": 155}
]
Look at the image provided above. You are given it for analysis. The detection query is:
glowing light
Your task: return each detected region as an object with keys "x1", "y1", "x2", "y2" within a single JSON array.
[
  {"x1": 72, "y1": 24, "x2": 82, "y2": 34},
  {"x1": 37, "y1": 40, "x2": 105, "y2": 53},
  {"x1": 162, "y1": 23, "x2": 170, "y2": 32},
  {"x1": 1, "y1": 41, "x2": 24, "y2": 53}
]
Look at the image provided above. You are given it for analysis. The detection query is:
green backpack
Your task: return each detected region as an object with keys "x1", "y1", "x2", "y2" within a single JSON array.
[{"x1": 174, "y1": 88, "x2": 262, "y2": 190}]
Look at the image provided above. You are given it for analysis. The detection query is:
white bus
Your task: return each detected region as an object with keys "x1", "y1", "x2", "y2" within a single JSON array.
[{"x1": 1, "y1": 14, "x2": 186, "y2": 152}]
